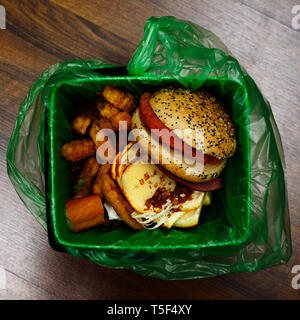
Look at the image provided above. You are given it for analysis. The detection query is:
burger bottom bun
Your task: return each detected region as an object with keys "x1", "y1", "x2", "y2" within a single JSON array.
[{"x1": 131, "y1": 108, "x2": 227, "y2": 183}]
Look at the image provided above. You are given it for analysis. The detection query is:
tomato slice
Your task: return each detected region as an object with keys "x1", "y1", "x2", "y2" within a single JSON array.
[{"x1": 140, "y1": 92, "x2": 220, "y2": 165}]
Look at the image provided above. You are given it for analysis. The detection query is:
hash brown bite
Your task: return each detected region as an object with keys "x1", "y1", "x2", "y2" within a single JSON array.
[
  {"x1": 102, "y1": 85, "x2": 136, "y2": 113},
  {"x1": 61, "y1": 139, "x2": 95, "y2": 162}
]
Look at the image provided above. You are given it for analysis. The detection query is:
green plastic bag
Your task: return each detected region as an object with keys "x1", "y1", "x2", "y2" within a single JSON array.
[{"x1": 7, "y1": 16, "x2": 292, "y2": 280}]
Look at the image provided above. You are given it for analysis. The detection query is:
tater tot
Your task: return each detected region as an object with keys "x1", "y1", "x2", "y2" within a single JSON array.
[
  {"x1": 90, "y1": 118, "x2": 116, "y2": 163},
  {"x1": 71, "y1": 115, "x2": 92, "y2": 135},
  {"x1": 89, "y1": 118, "x2": 115, "y2": 149},
  {"x1": 111, "y1": 111, "x2": 131, "y2": 130},
  {"x1": 98, "y1": 101, "x2": 119, "y2": 119},
  {"x1": 102, "y1": 85, "x2": 136, "y2": 113},
  {"x1": 97, "y1": 100, "x2": 131, "y2": 130},
  {"x1": 61, "y1": 139, "x2": 95, "y2": 162},
  {"x1": 74, "y1": 156, "x2": 100, "y2": 198},
  {"x1": 96, "y1": 138, "x2": 116, "y2": 164}
]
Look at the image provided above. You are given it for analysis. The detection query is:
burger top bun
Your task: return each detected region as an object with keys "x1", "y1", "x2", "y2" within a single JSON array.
[
  {"x1": 149, "y1": 88, "x2": 237, "y2": 160},
  {"x1": 131, "y1": 108, "x2": 227, "y2": 183}
]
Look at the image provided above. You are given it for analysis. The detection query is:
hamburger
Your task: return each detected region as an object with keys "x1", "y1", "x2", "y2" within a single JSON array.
[
  {"x1": 131, "y1": 87, "x2": 237, "y2": 190},
  {"x1": 110, "y1": 87, "x2": 237, "y2": 229}
]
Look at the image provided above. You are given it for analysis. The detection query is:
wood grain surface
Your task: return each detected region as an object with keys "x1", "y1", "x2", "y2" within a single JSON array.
[{"x1": 0, "y1": 0, "x2": 299, "y2": 300}]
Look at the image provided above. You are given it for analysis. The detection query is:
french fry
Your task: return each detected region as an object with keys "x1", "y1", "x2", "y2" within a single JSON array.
[
  {"x1": 102, "y1": 85, "x2": 136, "y2": 113},
  {"x1": 91, "y1": 163, "x2": 111, "y2": 198},
  {"x1": 66, "y1": 195, "x2": 105, "y2": 232},
  {"x1": 74, "y1": 157, "x2": 100, "y2": 198},
  {"x1": 102, "y1": 173, "x2": 144, "y2": 230},
  {"x1": 61, "y1": 139, "x2": 95, "y2": 162}
]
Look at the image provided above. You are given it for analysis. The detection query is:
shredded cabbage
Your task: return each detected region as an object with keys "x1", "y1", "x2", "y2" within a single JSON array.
[{"x1": 131, "y1": 200, "x2": 184, "y2": 230}]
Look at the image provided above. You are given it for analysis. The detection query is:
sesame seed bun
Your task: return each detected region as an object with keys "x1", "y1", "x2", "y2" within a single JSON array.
[
  {"x1": 149, "y1": 87, "x2": 237, "y2": 160},
  {"x1": 131, "y1": 108, "x2": 227, "y2": 183}
]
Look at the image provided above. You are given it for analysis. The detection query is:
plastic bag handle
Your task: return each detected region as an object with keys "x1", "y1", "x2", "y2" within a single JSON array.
[{"x1": 127, "y1": 16, "x2": 230, "y2": 78}]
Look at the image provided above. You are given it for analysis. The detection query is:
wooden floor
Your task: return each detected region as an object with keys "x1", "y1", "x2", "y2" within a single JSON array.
[{"x1": 0, "y1": 0, "x2": 300, "y2": 300}]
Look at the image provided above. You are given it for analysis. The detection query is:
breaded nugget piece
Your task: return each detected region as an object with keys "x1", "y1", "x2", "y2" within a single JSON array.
[
  {"x1": 71, "y1": 115, "x2": 92, "y2": 135},
  {"x1": 89, "y1": 118, "x2": 116, "y2": 149},
  {"x1": 96, "y1": 138, "x2": 116, "y2": 164},
  {"x1": 61, "y1": 139, "x2": 95, "y2": 162},
  {"x1": 111, "y1": 111, "x2": 131, "y2": 130},
  {"x1": 102, "y1": 173, "x2": 144, "y2": 230},
  {"x1": 97, "y1": 101, "x2": 119, "y2": 119},
  {"x1": 102, "y1": 85, "x2": 136, "y2": 113},
  {"x1": 91, "y1": 163, "x2": 111, "y2": 198},
  {"x1": 97, "y1": 100, "x2": 131, "y2": 130},
  {"x1": 74, "y1": 156, "x2": 100, "y2": 198},
  {"x1": 90, "y1": 118, "x2": 116, "y2": 163}
]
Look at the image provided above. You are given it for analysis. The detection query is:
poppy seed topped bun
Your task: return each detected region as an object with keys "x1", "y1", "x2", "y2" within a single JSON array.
[
  {"x1": 131, "y1": 108, "x2": 227, "y2": 183},
  {"x1": 131, "y1": 87, "x2": 237, "y2": 185},
  {"x1": 149, "y1": 88, "x2": 237, "y2": 160}
]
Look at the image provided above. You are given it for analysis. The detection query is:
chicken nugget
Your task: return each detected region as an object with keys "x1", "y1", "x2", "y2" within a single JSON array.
[
  {"x1": 98, "y1": 100, "x2": 131, "y2": 131},
  {"x1": 61, "y1": 139, "x2": 95, "y2": 162},
  {"x1": 102, "y1": 85, "x2": 136, "y2": 113},
  {"x1": 97, "y1": 138, "x2": 116, "y2": 164},
  {"x1": 97, "y1": 101, "x2": 119, "y2": 119},
  {"x1": 102, "y1": 173, "x2": 144, "y2": 230},
  {"x1": 74, "y1": 156, "x2": 100, "y2": 198},
  {"x1": 89, "y1": 118, "x2": 115, "y2": 148},
  {"x1": 91, "y1": 163, "x2": 111, "y2": 198},
  {"x1": 89, "y1": 118, "x2": 117, "y2": 163},
  {"x1": 111, "y1": 111, "x2": 131, "y2": 130},
  {"x1": 89, "y1": 118, "x2": 115, "y2": 149},
  {"x1": 71, "y1": 115, "x2": 92, "y2": 135}
]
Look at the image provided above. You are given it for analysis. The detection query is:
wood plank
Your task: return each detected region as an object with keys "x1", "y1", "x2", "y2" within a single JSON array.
[
  {"x1": 0, "y1": 269, "x2": 58, "y2": 300},
  {"x1": 241, "y1": 0, "x2": 300, "y2": 30},
  {"x1": 3, "y1": 0, "x2": 135, "y2": 65},
  {"x1": 275, "y1": 247, "x2": 300, "y2": 299}
]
